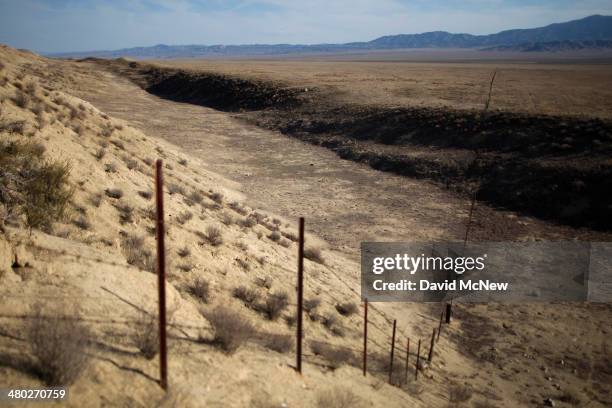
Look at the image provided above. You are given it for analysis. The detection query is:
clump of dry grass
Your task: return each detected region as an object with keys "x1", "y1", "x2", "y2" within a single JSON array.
[
  {"x1": 449, "y1": 384, "x2": 473, "y2": 404},
  {"x1": 210, "y1": 191, "x2": 224, "y2": 204},
  {"x1": 203, "y1": 225, "x2": 223, "y2": 246},
  {"x1": 304, "y1": 298, "x2": 321, "y2": 319},
  {"x1": 268, "y1": 231, "x2": 281, "y2": 242},
  {"x1": 1, "y1": 141, "x2": 73, "y2": 231},
  {"x1": 131, "y1": 311, "x2": 158, "y2": 359},
  {"x1": 122, "y1": 156, "x2": 140, "y2": 171},
  {"x1": 264, "y1": 333, "x2": 292, "y2": 353},
  {"x1": 335, "y1": 302, "x2": 358, "y2": 317},
  {"x1": 177, "y1": 262, "x2": 194, "y2": 272},
  {"x1": 94, "y1": 148, "x2": 106, "y2": 161},
  {"x1": 316, "y1": 387, "x2": 361, "y2": 408},
  {"x1": 221, "y1": 212, "x2": 235, "y2": 226},
  {"x1": 304, "y1": 247, "x2": 325, "y2": 264},
  {"x1": 27, "y1": 303, "x2": 90, "y2": 385},
  {"x1": 104, "y1": 163, "x2": 117, "y2": 173},
  {"x1": 13, "y1": 90, "x2": 30, "y2": 108},
  {"x1": 121, "y1": 233, "x2": 155, "y2": 272},
  {"x1": 240, "y1": 216, "x2": 257, "y2": 228},
  {"x1": 202, "y1": 306, "x2": 254, "y2": 353},
  {"x1": 89, "y1": 192, "x2": 103, "y2": 208},
  {"x1": 189, "y1": 278, "x2": 210, "y2": 303},
  {"x1": 177, "y1": 246, "x2": 191, "y2": 258},
  {"x1": 116, "y1": 202, "x2": 134, "y2": 224},
  {"x1": 310, "y1": 342, "x2": 355, "y2": 369},
  {"x1": 72, "y1": 215, "x2": 91, "y2": 230},
  {"x1": 233, "y1": 285, "x2": 259, "y2": 306},
  {"x1": 175, "y1": 211, "x2": 193, "y2": 225},
  {"x1": 187, "y1": 190, "x2": 204, "y2": 205},
  {"x1": 105, "y1": 188, "x2": 123, "y2": 199},
  {"x1": 236, "y1": 258, "x2": 250, "y2": 271},
  {"x1": 168, "y1": 183, "x2": 185, "y2": 196},
  {"x1": 263, "y1": 291, "x2": 289, "y2": 320},
  {"x1": 255, "y1": 276, "x2": 273, "y2": 290},
  {"x1": 137, "y1": 190, "x2": 153, "y2": 200}
]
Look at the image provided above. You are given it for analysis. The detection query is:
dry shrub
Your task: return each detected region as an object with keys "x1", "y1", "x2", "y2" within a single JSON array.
[
  {"x1": 110, "y1": 139, "x2": 124, "y2": 150},
  {"x1": 304, "y1": 298, "x2": 321, "y2": 316},
  {"x1": 264, "y1": 333, "x2": 292, "y2": 353},
  {"x1": 255, "y1": 276, "x2": 273, "y2": 289},
  {"x1": 322, "y1": 313, "x2": 344, "y2": 336},
  {"x1": 13, "y1": 90, "x2": 30, "y2": 108},
  {"x1": 229, "y1": 201, "x2": 248, "y2": 215},
  {"x1": 558, "y1": 386, "x2": 583, "y2": 406},
  {"x1": 138, "y1": 190, "x2": 153, "y2": 200},
  {"x1": 268, "y1": 231, "x2": 281, "y2": 242},
  {"x1": 89, "y1": 192, "x2": 103, "y2": 208},
  {"x1": 123, "y1": 156, "x2": 140, "y2": 171},
  {"x1": 316, "y1": 387, "x2": 361, "y2": 408},
  {"x1": 27, "y1": 303, "x2": 90, "y2": 385},
  {"x1": 282, "y1": 231, "x2": 298, "y2": 242},
  {"x1": 121, "y1": 234, "x2": 155, "y2": 272},
  {"x1": 168, "y1": 183, "x2": 185, "y2": 195},
  {"x1": 187, "y1": 190, "x2": 204, "y2": 204},
  {"x1": 116, "y1": 202, "x2": 134, "y2": 224},
  {"x1": 310, "y1": 341, "x2": 355, "y2": 369},
  {"x1": 240, "y1": 216, "x2": 257, "y2": 228},
  {"x1": 104, "y1": 162, "x2": 117, "y2": 173},
  {"x1": 131, "y1": 311, "x2": 158, "y2": 359},
  {"x1": 72, "y1": 215, "x2": 91, "y2": 230},
  {"x1": 177, "y1": 246, "x2": 191, "y2": 258},
  {"x1": 236, "y1": 258, "x2": 250, "y2": 271},
  {"x1": 263, "y1": 291, "x2": 289, "y2": 320},
  {"x1": 449, "y1": 384, "x2": 473, "y2": 403},
  {"x1": 177, "y1": 263, "x2": 194, "y2": 272},
  {"x1": 178, "y1": 158, "x2": 188, "y2": 166},
  {"x1": 304, "y1": 247, "x2": 325, "y2": 264},
  {"x1": 210, "y1": 191, "x2": 224, "y2": 204},
  {"x1": 189, "y1": 278, "x2": 210, "y2": 303},
  {"x1": 94, "y1": 148, "x2": 106, "y2": 160},
  {"x1": 233, "y1": 285, "x2": 259, "y2": 306},
  {"x1": 335, "y1": 302, "x2": 358, "y2": 317},
  {"x1": 221, "y1": 212, "x2": 235, "y2": 226},
  {"x1": 105, "y1": 188, "x2": 123, "y2": 199},
  {"x1": 0, "y1": 120, "x2": 26, "y2": 134},
  {"x1": 203, "y1": 306, "x2": 254, "y2": 353},
  {"x1": 204, "y1": 225, "x2": 223, "y2": 246},
  {"x1": 175, "y1": 211, "x2": 193, "y2": 225}
]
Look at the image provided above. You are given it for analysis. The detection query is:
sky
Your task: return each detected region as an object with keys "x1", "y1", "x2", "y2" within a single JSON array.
[{"x1": 1, "y1": 0, "x2": 611, "y2": 54}]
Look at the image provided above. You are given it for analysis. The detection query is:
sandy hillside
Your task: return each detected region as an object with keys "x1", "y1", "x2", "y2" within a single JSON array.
[{"x1": 0, "y1": 45, "x2": 610, "y2": 408}]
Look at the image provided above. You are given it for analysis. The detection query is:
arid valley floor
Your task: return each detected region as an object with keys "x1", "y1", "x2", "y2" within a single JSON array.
[{"x1": 0, "y1": 46, "x2": 611, "y2": 407}]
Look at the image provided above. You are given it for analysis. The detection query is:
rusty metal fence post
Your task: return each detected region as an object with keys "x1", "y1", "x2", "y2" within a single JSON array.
[
  {"x1": 446, "y1": 302, "x2": 452, "y2": 324},
  {"x1": 404, "y1": 338, "x2": 410, "y2": 383},
  {"x1": 415, "y1": 339, "x2": 421, "y2": 381},
  {"x1": 296, "y1": 217, "x2": 305, "y2": 374},
  {"x1": 155, "y1": 159, "x2": 168, "y2": 391},
  {"x1": 428, "y1": 328, "x2": 436, "y2": 363},
  {"x1": 363, "y1": 298, "x2": 368, "y2": 376},
  {"x1": 388, "y1": 319, "x2": 397, "y2": 384}
]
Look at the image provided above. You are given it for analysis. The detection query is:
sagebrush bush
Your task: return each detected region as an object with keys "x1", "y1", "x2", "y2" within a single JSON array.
[
  {"x1": 121, "y1": 234, "x2": 155, "y2": 272},
  {"x1": 131, "y1": 312, "x2": 158, "y2": 359},
  {"x1": 27, "y1": 168, "x2": 72, "y2": 229},
  {"x1": 189, "y1": 278, "x2": 210, "y2": 303},
  {"x1": 310, "y1": 341, "x2": 355, "y2": 369},
  {"x1": 203, "y1": 225, "x2": 223, "y2": 246},
  {"x1": 27, "y1": 303, "x2": 90, "y2": 386},
  {"x1": 264, "y1": 333, "x2": 292, "y2": 353},
  {"x1": 137, "y1": 190, "x2": 153, "y2": 200},
  {"x1": 233, "y1": 285, "x2": 259, "y2": 306},
  {"x1": 263, "y1": 291, "x2": 289, "y2": 320},
  {"x1": 177, "y1": 246, "x2": 191, "y2": 258},
  {"x1": 449, "y1": 384, "x2": 473, "y2": 403},
  {"x1": 203, "y1": 306, "x2": 254, "y2": 353},
  {"x1": 105, "y1": 188, "x2": 123, "y2": 199},
  {"x1": 335, "y1": 302, "x2": 358, "y2": 317},
  {"x1": 304, "y1": 247, "x2": 325, "y2": 264},
  {"x1": 316, "y1": 387, "x2": 361, "y2": 408},
  {"x1": 268, "y1": 231, "x2": 281, "y2": 242}
]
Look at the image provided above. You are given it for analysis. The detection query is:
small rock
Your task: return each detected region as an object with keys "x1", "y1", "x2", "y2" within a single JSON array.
[{"x1": 544, "y1": 397, "x2": 555, "y2": 407}]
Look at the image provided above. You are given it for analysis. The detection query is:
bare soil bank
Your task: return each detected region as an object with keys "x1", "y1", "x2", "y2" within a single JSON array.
[{"x1": 90, "y1": 58, "x2": 612, "y2": 231}]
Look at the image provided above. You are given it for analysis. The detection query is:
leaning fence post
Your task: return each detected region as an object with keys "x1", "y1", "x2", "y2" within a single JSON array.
[
  {"x1": 415, "y1": 339, "x2": 421, "y2": 381},
  {"x1": 437, "y1": 310, "x2": 443, "y2": 342},
  {"x1": 428, "y1": 328, "x2": 436, "y2": 363},
  {"x1": 446, "y1": 302, "x2": 452, "y2": 324},
  {"x1": 296, "y1": 217, "x2": 305, "y2": 374},
  {"x1": 363, "y1": 298, "x2": 368, "y2": 376},
  {"x1": 388, "y1": 319, "x2": 397, "y2": 384},
  {"x1": 155, "y1": 159, "x2": 168, "y2": 391},
  {"x1": 404, "y1": 338, "x2": 410, "y2": 383}
]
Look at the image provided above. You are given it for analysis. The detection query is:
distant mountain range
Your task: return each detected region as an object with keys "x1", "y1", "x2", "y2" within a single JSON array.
[{"x1": 49, "y1": 15, "x2": 612, "y2": 59}]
